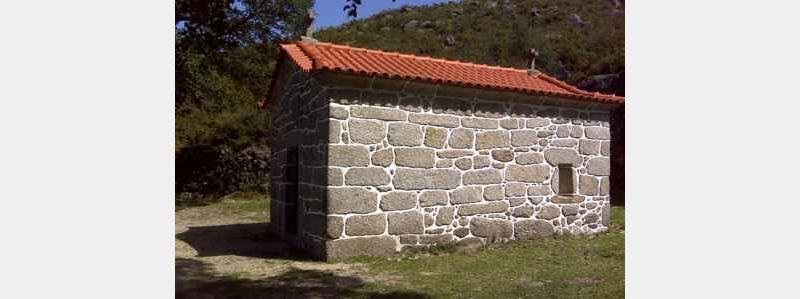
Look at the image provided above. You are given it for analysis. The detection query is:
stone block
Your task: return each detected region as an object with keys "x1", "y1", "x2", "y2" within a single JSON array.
[
  {"x1": 562, "y1": 204, "x2": 579, "y2": 216},
  {"x1": 491, "y1": 149, "x2": 514, "y2": 162},
  {"x1": 409, "y1": 113, "x2": 459, "y2": 127},
  {"x1": 570, "y1": 126, "x2": 584, "y2": 138},
  {"x1": 510, "y1": 130, "x2": 538, "y2": 146},
  {"x1": 551, "y1": 139, "x2": 578, "y2": 147},
  {"x1": 388, "y1": 123, "x2": 423, "y2": 146},
  {"x1": 601, "y1": 141, "x2": 611, "y2": 156},
  {"x1": 330, "y1": 105, "x2": 349, "y2": 119},
  {"x1": 436, "y1": 207, "x2": 456, "y2": 226},
  {"x1": 509, "y1": 197, "x2": 526, "y2": 207},
  {"x1": 537, "y1": 205, "x2": 561, "y2": 220},
  {"x1": 457, "y1": 201, "x2": 509, "y2": 216},
  {"x1": 473, "y1": 155, "x2": 491, "y2": 168},
  {"x1": 476, "y1": 130, "x2": 510, "y2": 149},
  {"x1": 526, "y1": 118, "x2": 550, "y2": 128},
  {"x1": 329, "y1": 120, "x2": 341, "y2": 143},
  {"x1": 351, "y1": 106, "x2": 407, "y2": 121},
  {"x1": 544, "y1": 148, "x2": 582, "y2": 167},
  {"x1": 579, "y1": 175, "x2": 599, "y2": 195},
  {"x1": 326, "y1": 236, "x2": 397, "y2": 260},
  {"x1": 419, "y1": 234, "x2": 455, "y2": 245},
  {"x1": 437, "y1": 149, "x2": 474, "y2": 159},
  {"x1": 449, "y1": 128, "x2": 475, "y2": 149},
  {"x1": 470, "y1": 217, "x2": 512, "y2": 239},
  {"x1": 436, "y1": 159, "x2": 454, "y2": 168},
  {"x1": 505, "y1": 165, "x2": 549, "y2": 182},
  {"x1": 516, "y1": 152, "x2": 544, "y2": 165},
  {"x1": 449, "y1": 186, "x2": 483, "y2": 204},
  {"x1": 328, "y1": 168, "x2": 344, "y2": 186},
  {"x1": 393, "y1": 168, "x2": 461, "y2": 190},
  {"x1": 462, "y1": 117, "x2": 499, "y2": 129},
  {"x1": 327, "y1": 216, "x2": 344, "y2": 239},
  {"x1": 345, "y1": 167, "x2": 390, "y2": 186},
  {"x1": 585, "y1": 127, "x2": 610, "y2": 140},
  {"x1": 394, "y1": 148, "x2": 435, "y2": 168},
  {"x1": 454, "y1": 157, "x2": 473, "y2": 170},
  {"x1": 586, "y1": 157, "x2": 610, "y2": 176},
  {"x1": 556, "y1": 125, "x2": 570, "y2": 138},
  {"x1": 505, "y1": 182, "x2": 526, "y2": 197},
  {"x1": 348, "y1": 119, "x2": 386, "y2": 144},
  {"x1": 579, "y1": 140, "x2": 601, "y2": 155},
  {"x1": 499, "y1": 118, "x2": 519, "y2": 129},
  {"x1": 424, "y1": 126, "x2": 448, "y2": 148},
  {"x1": 419, "y1": 190, "x2": 449, "y2": 207},
  {"x1": 327, "y1": 187, "x2": 378, "y2": 214},
  {"x1": 513, "y1": 219, "x2": 555, "y2": 239},
  {"x1": 512, "y1": 206, "x2": 535, "y2": 218},
  {"x1": 453, "y1": 227, "x2": 470, "y2": 238},
  {"x1": 462, "y1": 168, "x2": 503, "y2": 185},
  {"x1": 388, "y1": 210, "x2": 425, "y2": 234},
  {"x1": 345, "y1": 214, "x2": 387, "y2": 236},
  {"x1": 482, "y1": 184, "x2": 504, "y2": 201},
  {"x1": 600, "y1": 177, "x2": 610, "y2": 196},
  {"x1": 329, "y1": 145, "x2": 370, "y2": 167},
  {"x1": 527, "y1": 185, "x2": 552, "y2": 196},
  {"x1": 380, "y1": 191, "x2": 418, "y2": 211},
  {"x1": 371, "y1": 148, "x2": 394, "y2": 167}
]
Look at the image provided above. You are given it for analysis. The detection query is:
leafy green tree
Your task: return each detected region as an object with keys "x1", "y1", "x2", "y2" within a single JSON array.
[{"x1": 175, "y1": 0, "x2": 312, "y2": 198}]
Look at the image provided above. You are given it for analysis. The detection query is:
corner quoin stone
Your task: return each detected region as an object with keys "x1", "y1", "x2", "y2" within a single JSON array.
[
  {"x1": 345, "y1": 214, "x2": 387, "y2": 236},
  {"x1": 326, "y1": 236, "x2": 397, "y2": 260},
  {"x1": 327, "y1": 187, "x2": 378, "y2": 214}
]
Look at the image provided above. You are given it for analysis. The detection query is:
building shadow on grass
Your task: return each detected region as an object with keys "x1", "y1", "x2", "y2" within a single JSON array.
[
  {"x1": 176, "y1": 224, "x2": 431, "y2": 298},
  {"x1": 176, "y1": 258, "x2": 430, "y2": 298},
  {"x1": 176, "y1": 222, "x2": 309, "y2": 261}
]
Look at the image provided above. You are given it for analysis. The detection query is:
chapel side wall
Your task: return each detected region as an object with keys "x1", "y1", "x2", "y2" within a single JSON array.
[
  {"x1": 321, "y1": 79, "x2": 615, "y2": 260},
  {"x1": 268, "y1": 64, "x2": 329, "y2": 259}
]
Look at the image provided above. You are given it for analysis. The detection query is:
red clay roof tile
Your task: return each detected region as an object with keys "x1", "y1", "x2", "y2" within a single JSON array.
[{"x1": 279, "y1": 41, "x2": 623, "y2": 104}]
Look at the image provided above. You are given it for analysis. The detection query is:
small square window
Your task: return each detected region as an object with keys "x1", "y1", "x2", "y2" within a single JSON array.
[{"x1": 558, "y1": 164, "x2": 575, "y2": 195}]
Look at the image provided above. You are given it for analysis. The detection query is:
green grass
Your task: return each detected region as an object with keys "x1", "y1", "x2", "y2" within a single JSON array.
[{"x1": 347, "y1": 207, "x2": 625, "y2": 298}]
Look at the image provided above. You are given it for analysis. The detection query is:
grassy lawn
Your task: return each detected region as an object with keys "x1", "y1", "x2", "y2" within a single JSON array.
[
  {"x1": 349, "y1": 207, "x2": 625, "y2": 298},
  {"x1": 177, "y1": 195, "x2": 624, "y2": 298}
]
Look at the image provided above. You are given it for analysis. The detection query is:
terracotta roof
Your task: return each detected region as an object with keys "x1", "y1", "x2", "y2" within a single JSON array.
[{"x1": 279, "y1": 41, "x2": 623, "y2": 104}]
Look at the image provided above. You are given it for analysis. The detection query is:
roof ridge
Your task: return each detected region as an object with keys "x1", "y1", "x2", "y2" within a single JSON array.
[{"x1": 307, "y1": 41, "x2": 529, "y2": 74}]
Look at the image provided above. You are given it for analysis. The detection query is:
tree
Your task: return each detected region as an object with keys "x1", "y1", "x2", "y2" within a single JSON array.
[{"x1": 175, "y1": 0, "x2": 313, "y2": 198}]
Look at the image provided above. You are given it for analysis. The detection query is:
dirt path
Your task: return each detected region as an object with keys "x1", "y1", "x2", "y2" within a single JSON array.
[{"x1": 175, "y1": 200, "x2": 399, "y2": 298}]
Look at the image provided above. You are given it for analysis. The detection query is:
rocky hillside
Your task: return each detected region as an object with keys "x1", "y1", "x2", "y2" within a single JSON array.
[{"x1": 316, "y1": 0, "x2": 624, "y2": 95}]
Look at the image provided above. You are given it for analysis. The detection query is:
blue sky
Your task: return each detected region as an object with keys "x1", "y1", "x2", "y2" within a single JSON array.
[{"x1": 313, "y1": 0, "x2": 457, "y2": 30}]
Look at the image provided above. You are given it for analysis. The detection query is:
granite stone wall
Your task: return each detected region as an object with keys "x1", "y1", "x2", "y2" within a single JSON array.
[
  {"x1": 322, "y1": 84, "x2": 614, "y2": 260},
  {"x1": 268, "y1": 64, "x2": 330, "y2": 258}
]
